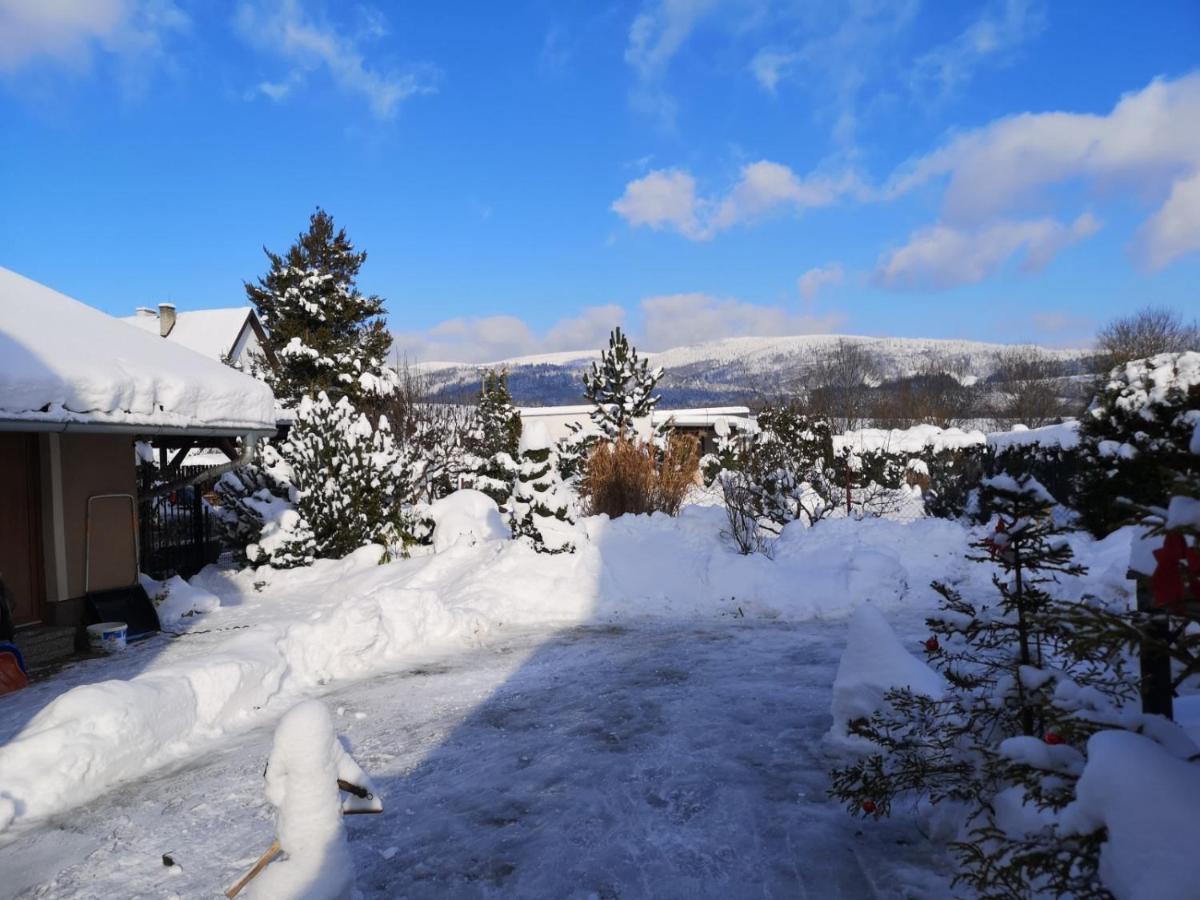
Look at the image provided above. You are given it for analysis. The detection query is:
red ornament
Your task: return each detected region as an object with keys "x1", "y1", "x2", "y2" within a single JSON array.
[
  {"x1": 861, "y1": 800, "x2": 877, "y2": 814},
  {"x1": 1043, "y1": 732, "x2": 1065, "y2": 746},
  {"x1": 984, "y1": 518, "x2": 1010, "y2": 560},
  {"x1": 924, "y1": 637, "x2": 939, "y2": 652},
  {"x1": 1151, "y1": 533, "x2": 1200, "y2": 612}
]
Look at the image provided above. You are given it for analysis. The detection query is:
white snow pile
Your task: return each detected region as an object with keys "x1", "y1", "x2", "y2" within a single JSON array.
[
  {"x1": 246, "y1": 700, "x2": 375, "y2": 900},
  {"x1": 426, "y1": 489, "x2": 510, "y2": 553},
  {"x1": 828, "y1": 603, "x2": 944, "y2": 748},
  {"x1": 0, "y1": 267, "x2": 277, "y2": 431},
  {"x1": 0, "y1": 502, "x2": 1126, "y2": 836},
  {"x1": 988, "y1": 421, "x2": 1080, "y2": 451},
  {"x1": 834, "y1": 424, "x2": 986, "y2": 455},
  {"x1": 519, "y1": 420, "x2": 552, "y2": 453},
  {"x1": 139, "y1": 573, "x2": 220, "y2": 629},
  {"x1": 1060, "y1": 730, "x2": 1200, "y2": 900}
]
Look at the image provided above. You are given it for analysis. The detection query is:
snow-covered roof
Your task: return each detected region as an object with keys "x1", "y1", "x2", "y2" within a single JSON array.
[
  {"x1": 518, "y1": 404, "x2": 595, "y2": 417},
  {"x1": 518, "y1": 404, "x2": 753, "y2": 426},
  {"x1": 651, "y1": 406, "x2": 752, "y2": 427},
  {"x1": 121, "y1": 307, "x2": 255, "y2": 362},
  {"x1": 0, "y1": 268, "x2": 278, "y2": 434}
]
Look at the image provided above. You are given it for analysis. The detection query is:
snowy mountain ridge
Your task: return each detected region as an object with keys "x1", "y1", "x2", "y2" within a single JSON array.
[{"x1": 413, "y1": 333, "x2": 1096, "y2": 406}]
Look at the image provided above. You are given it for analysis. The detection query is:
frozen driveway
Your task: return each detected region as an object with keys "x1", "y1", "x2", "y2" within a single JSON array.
[{"x1": 2, "y1": 622, "x2": 953, "y2": 899}]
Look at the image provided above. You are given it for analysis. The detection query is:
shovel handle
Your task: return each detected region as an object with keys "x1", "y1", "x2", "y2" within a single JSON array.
[{"x1": 225, "y1": 840, "x2": 281, "y2": 898}]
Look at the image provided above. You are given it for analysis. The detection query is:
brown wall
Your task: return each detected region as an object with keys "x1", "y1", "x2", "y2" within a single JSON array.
[
  {"x1": 0, "y1": 434, "x2": 45, "y2": 625},
  {"x1": 59, "y1": 434, "x2": 138, "y2": 598}
]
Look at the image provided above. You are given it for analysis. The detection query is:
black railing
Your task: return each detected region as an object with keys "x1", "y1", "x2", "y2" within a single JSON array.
[{"x1": 138, "y1": 487, "x2": 219, "y2": 580}]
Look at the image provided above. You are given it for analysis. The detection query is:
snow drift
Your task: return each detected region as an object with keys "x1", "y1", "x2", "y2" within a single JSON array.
[{"x1": 0, "y1": 506, "x2": 1121, "y2": 836}]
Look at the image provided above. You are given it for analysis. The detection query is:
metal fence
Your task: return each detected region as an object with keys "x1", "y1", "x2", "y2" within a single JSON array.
[{"x1": 138, "y1": 487, "x2": 220, "y2": 580}]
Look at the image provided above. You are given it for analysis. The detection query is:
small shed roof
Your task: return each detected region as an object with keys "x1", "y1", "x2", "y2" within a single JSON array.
[{"x1": 0, "y1": 268, "x2": 277, "y2": 434}]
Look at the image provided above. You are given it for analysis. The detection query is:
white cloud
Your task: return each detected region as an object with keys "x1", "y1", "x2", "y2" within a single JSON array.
[
  {"x1": 611, "y1": 169, "x2": 702, "y2": 238},
  {"x1": 887, "y1": 73, "x2": 1200, "y2": 269},
  {"x1": 749, "y1": 48, "x2": 798, "y2": 93},
  {"x1": 797, "y1": 263, "x2": 845, "y2": 300},
  {"x1": 392, "y1": 305, "x2": 625, "y2": 364},
  {"x1": 744, "y1": 1, "x2": 920, "y2": 149},
  {"x1": 910, "y1": 0, "x2": 1045, "y2": 98},
  {"x1": 625, "y1": 0, "x2": 719, "y2": 82},
  {"x1": 874, "y1": 213, "x2": 1100, "y2": 290},
  {"x1": 391, "y1": 292, "x2": 846, "y2": 363},
  {"x1": 0, "y1": 0, "x2": 188, "y2": 76},
  {"x1": 1138, "y1": 168, "x2": 1200, "y2": 270},
  {"x1": 619, "y1": 73, "x2": 1200, "y2": 273},
  {"x1": 613, "y1": 161, "x2": 862, "y2": 240},
  {"x1": 234, "y1": 0, "x2": 437, "y2": 120},
  {"x1": 640, "y1": 293, "x2": 843, "y2": 349}
]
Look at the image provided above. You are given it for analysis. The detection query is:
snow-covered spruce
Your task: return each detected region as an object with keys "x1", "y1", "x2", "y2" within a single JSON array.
[
  {"x1": 246, "y1": 208, "x2": 396, "y2": 409},
  {"x1": 582, "y1": 326, "x2": 663, "y2": 441},
  {"x1": 461, "y1": 369, "x2": 521, "y2": 509},
  {"x1": 828, "y1": 473, "x2": 1138, "y2": 898},
  {"x1": 510, "y1": 422, "x2": 576, "y2": 554},
  {"x1": 279, "y1": 392, "x2": 403, "y2": 562}
]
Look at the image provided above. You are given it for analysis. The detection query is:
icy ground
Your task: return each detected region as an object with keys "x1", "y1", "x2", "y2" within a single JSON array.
[{"x1": 0, "y1": 621, "x2": 954, "y2": 899}]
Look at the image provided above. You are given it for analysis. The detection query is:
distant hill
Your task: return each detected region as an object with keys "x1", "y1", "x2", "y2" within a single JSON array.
[{"x1": 413, "y1": 334, "x2": 1099, "y2": 407}]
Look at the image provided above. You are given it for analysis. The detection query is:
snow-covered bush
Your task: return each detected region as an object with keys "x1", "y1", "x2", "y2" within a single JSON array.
[
  {"x1": 1077, "y1": 351, "x2": 1200, "y2": 536},
  {"x1": 554, "y1": 421, "x2": 598, "y2": 482},
  {"x1": 214, "y1": 443, "x2": 316, "y2": 569},
  {"x1": 426, "y1": 490, "x2": 510, "y2": 553},
  {"x1": 829, "y1": 474, "x2": 1136, "y2": 898},
  {"x1": 510, "y1": 423, "x2": 576, "y2": 553},
  {"x1": 719, "y1": 406, "x2": 841, "y2": 533}
]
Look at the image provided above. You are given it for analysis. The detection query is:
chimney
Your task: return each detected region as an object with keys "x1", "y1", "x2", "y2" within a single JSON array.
[{"x1": 158, "y1": 302, "x2": 176, "y2": 338}]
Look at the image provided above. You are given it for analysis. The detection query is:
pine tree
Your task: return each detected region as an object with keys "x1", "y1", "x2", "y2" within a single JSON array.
[
  {"x1": 510, "y1": 423, "x2": 575, "y2": 553},
  {"x1": 829, "y1": 474, "x2": 1133, "y2": 898},
  {"x1": 246, "y1": 209, "x2": 395, "y2": 409},
  {"x1": 281, "y1": 392, "x2": 401, "y2": 559},
  {"x1": 462, "y1": 370, "x2": 522, "y2": 507},
  {"x1": 582, "y1": 327, "x2": 663, "y2": 440}
]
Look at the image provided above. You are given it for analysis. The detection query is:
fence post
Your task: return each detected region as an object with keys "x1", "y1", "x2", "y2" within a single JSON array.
[
  {"x1": 192, "y1": 486, "x2": 204, "y2": 577},
  {"x1": 1135, "y1": 574, "x2": 1174, "y2": 719}
]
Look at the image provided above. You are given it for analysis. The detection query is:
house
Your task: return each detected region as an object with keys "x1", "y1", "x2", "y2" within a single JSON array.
[
  {"x1": 517, "y1": 404, "x2": 755, "y2": 455},
  {"x1": 0, "y1": 268, "x2": 277, "y2": 657},
  {"x1": 121, "y1": 303, "x2": 275, "y2": 371}
]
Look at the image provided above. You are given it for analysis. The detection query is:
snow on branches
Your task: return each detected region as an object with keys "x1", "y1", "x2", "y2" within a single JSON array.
[
  {"x1": 246, "y1": 209, "x2": 396, "y2": 409},
  {"x1": 582, "y1": 327, "x2": 663, "y2": 440}
]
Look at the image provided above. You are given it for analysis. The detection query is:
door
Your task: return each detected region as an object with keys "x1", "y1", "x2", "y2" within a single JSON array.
[{"x1": 0, "y1": 434, "x2": 45, "y2": 626}]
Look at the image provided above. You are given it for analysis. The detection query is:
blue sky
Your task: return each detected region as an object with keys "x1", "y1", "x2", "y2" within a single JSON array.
[{"x1": 1, "y1": 1, "x2": 1198, "y2": 361}]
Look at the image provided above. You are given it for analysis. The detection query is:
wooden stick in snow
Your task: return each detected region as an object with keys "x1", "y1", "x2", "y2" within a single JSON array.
[{"x1": 224, "y1": 840, "x2": 281, "y2": 899}]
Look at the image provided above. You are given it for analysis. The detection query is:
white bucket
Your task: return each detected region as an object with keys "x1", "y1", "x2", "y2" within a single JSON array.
[{"x1": 87, "y1": 622, "x2": 128, "y2": 653}]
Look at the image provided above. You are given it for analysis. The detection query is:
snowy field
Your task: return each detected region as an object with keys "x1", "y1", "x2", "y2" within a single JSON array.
[{"x1": 0, "y1": 504, "x2": 1137, "y2": 898}]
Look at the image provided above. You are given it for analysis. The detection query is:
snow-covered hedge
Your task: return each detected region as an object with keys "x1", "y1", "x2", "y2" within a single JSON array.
[{"x1": 1077, "y1": 351, "x2": 1200, "y2": 536}]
